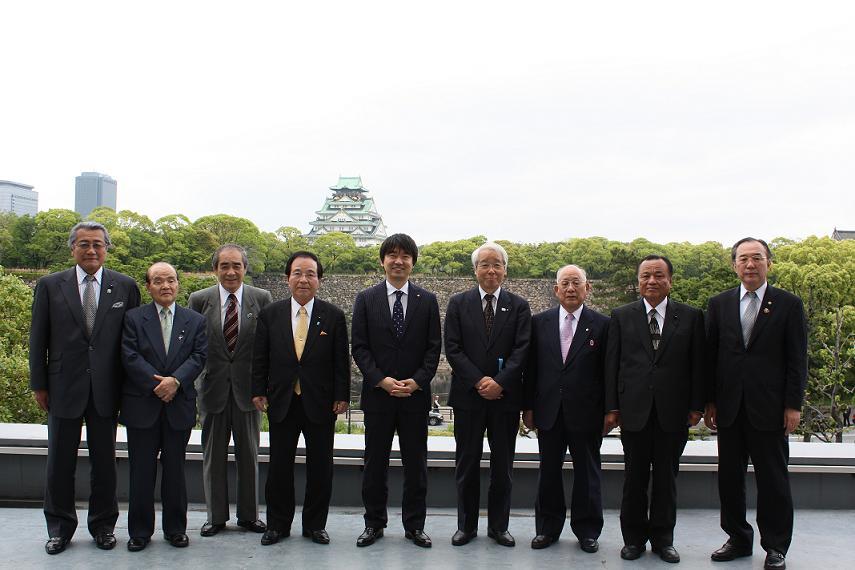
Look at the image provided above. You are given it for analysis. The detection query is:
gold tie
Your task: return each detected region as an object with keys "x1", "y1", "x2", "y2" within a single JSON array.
[{"x1": 294, "y1": 306, "x2": 308, "y2": 395}]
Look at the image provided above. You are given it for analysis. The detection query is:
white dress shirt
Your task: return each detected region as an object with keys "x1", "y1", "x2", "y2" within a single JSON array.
[
  {"x1": 76, "y1": 265, "x2": 103, "y2": 307},
  {"x1": 643, "y1": 297, "x2": 668, "y2": 333},
  {"x1": 559, "y1": 303, "x2": 584, "y2": 340},
  {"x1": 218, "y1": 283, "x2": 244, "y2": 328},
  {"x1": 740, "y1": 282, "x2": 768, "y2": 318},
  {"x1": 385, "y1": 280, "x2": 409, "y2": 317},
  {"x1": 479, "y1": 286, "x2": 501, "y2": 312},
  {"x1": 291, "y1": 297, "x2": 315, "y2": 336}
]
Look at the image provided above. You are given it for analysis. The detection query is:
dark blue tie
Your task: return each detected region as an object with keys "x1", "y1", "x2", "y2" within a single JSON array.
[{"x1": 392, "y1": 290, "x2": 405, "y2": 338}]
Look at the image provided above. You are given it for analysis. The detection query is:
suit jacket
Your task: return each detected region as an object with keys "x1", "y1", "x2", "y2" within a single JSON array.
[
  {"x1": 352, "y1": 281, "x2": 442, "y2": 413},
  {"x1": 706, "y1": 285, "x2": 807, "y2": 431},
  {"x1": 524, "y1": 305, "x2": 610, "y2": 432},
  {"x1": 604, "y1": 298, "x2": 705, "y2": 432},
  {"x1": 251, "y1": 297, "x2": 350, "y2": 424},
  {"x1": 189, "y1": 284, "x2": 272, "y2": 414},
  {"x1": 29, "y1": 267, "x2": 141, "y2": 419},
  {"x1": 445, "y1": 287, "x2": 531, "y2": 411},
  {"x1": 119, "y1": 303, "x2": 207, "y2": 431}
]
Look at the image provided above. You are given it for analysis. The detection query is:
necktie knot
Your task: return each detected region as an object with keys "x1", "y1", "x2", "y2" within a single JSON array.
[
  {"x1": 648, "y1": 308, "x2": 661, "y2": 351},
  {"x1": 395, "y1": 290, "x2": 404, "y2": 301},
  {"x1": 84, "y1": 274, "x2": 95, "y2": 283},
  {"x1": 485, "y1": 293, "x2": 495, "y2": 302}
]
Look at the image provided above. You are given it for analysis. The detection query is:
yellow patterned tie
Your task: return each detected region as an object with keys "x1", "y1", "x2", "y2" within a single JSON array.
[{"x1": 294, "y1": 306, "x2": 308, "y2": 394}]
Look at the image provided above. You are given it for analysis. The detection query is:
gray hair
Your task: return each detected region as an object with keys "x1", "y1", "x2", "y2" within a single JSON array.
[
  {"x1": 555, "y1": 264, "x2": 588, "y2": 283},
  {"x1": 212, "y1": 243, "x2": 250, "y2": 270},
  {"x1": 68, "y1": 221, "x2": 111, "y2": 248},
  {"x1": 471, "y1": 241, "x2": 509, "y2": 268}
]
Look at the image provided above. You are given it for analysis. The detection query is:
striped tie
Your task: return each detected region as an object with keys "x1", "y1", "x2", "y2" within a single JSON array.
[{"x1": 223, "y1": 293, "x2": 238, "y2": 352}]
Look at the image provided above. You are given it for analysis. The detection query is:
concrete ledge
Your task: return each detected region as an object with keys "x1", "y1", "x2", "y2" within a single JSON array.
[{"x1": 2, "y1": 423, "x2": 853, "y2": 509}]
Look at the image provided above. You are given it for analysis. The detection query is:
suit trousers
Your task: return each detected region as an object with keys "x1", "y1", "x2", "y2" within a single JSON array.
[
  {"x1": 266, "y1": 395, "x2": 335, "y2": 533},
  {"x1": 717, "y1": 406, "x2": 793, "y2": 554},
  {"x1": 126, "y1": 409, "x2": 192, "y2": 539},
  {"x1": 619, "y1": 408, "x2": 688, "y2": 547},
  {"x1": 200, "y1": 390, "x2": 261, "y2": 524},
  {"x1": 453, "y1": 405, "x2": 519, "y2": 532},
  {"x1": 45, "y1": 394, "x2": 118, "y2": 539},
  {"x1": 535, "y1": 420, "x2": 603, "y2": 540},
  {"x1": 362, "y1": 409, "x2": 428, "y2": 531}
]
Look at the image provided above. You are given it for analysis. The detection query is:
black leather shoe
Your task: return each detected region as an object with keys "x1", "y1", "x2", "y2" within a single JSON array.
[
  {"x1": 580, "y1": 538, "x2": 599, "y2": 553},
  {"x1": 531, "y1": 534, "x2": 556, "y2": 549},
  {"x1": 237, "y1": 519, "x2": 267, "y2": 533},
  {"x1": 261, "y1": 529, "x2": 286, "y2": 545},
  {"x1": 200, "y1": 522, "x2": 226, "y2": 537},
  {"x1": 451, "y1": 529, "x2": 477, "y2": 546},
  {"x1": 94, "y1": 532, "x2": 116, "y2": 550},
  {"x1": 127, "y1": 537, "x2": 149, "y2": 552},
  {"x1": 45, "y1": 537, "x2": 69, "y2": 555},
  {"x1": 302, "y1": 529, "x2": 330, "y2": 544},
  {"x1": 357, "y1": 527, "x2": 384, "y2": 547},
  {"x1": 653, "y1": 545, "x2": 681, "y2": 563},
  {"x1": 487, "y1": 528, "x2": 515, "y2": 547},
  {"x1": 711, "y1": 540, "x2": 753, "y2": 561},
  {"x1": 405, "y1": 529, "x2": 432, "y2": 548},
  {"x1": 621, "y1": 544, "x2": 646, "y2": 560},
  {"x1": 165, "y1": 533, "x2": 189, "y2": 547},
  {"x1": 764, "y1": 550, "x2": 786, "y2": 569}
]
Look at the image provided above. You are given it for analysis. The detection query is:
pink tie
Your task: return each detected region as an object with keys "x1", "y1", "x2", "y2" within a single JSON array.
[{"x1": 560, "y1": 313, "x2": 574, "y2": 362}]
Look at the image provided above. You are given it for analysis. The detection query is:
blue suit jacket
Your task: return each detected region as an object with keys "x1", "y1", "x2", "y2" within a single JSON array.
[{"x1": 119, "y1": 302, "x2": 207, "y2": 430}]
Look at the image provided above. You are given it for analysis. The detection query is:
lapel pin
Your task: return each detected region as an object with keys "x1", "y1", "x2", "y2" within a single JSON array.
[
  {"x1": 763, "y1": 308, "x2": 770, "y2": 314},
  {"x1": 585, "y1": 328, "x2": 590, "y2": 332},
  {"x1": 106, "y1": 288, "x2": 112, "y2": 294},
  {"x1": 501, "y1": 307, "x2": 509, "y2": 312},
  {"x1": 316, "y1": 321, "x2": 320, "y2": 326},
  {"x1": 246, "y1": 312, "x2": 253, "y2": 319}
]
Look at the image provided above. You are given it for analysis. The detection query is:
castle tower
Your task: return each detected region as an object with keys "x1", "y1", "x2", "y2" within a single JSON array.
[{"x1": 304, "y1": 176, "x2": 388, "y2": 246}]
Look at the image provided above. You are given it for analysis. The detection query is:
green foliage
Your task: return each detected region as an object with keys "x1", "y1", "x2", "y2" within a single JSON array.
[{"x1": 0, "y1": 267, "x2": 44, "y2": 423}]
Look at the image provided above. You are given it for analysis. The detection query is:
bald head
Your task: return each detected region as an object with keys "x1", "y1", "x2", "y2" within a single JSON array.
[{"x1": 554, "y1": 264, "x2": 591, "y2": 313}]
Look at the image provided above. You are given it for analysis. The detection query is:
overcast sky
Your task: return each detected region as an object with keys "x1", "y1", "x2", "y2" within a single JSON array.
[{"x1": 2, "y1": 1, "x2": 853, "y2": 246}]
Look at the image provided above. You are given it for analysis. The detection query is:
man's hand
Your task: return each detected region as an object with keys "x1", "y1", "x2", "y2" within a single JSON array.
[
  {"x1": 252, "y1": 396, "x2": 268, "y2": 413},
  {"x1": 688, "y1": 411, "x2": 702, "y2": 427},
  {"x1": 476, "y1": 377, "x2": 503, "y2": 400},
  {"x1": 333, "y1": 401, "x2": 348, "y2": 415},
  {"x1": 704, "y1": 403, "x2": 717, "y2": 431},
  {"x1": 783, "y1": 408, "x2": 801, "y2": 435},
  {"x1": 380, "y1": 377, "x2": 412, "y2": 398},
  {"x1": 153, "y1": 375, "x2": 179, "y2": 403},
  {"x1": 522, "y1": 410, "x2": 535, "y2": 430},
  {"x1": 33, "y1": 389, "x2": 49, "y2": 412},
  {"x1": 392, "y1": 379, "x2": 419, "y2": 397},
  {"x1": 603, "y1": 411, "x2": 620, "y2": 435}
]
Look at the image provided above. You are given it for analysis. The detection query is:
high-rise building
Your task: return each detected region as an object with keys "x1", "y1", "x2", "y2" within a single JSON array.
[
  {"x1": 304, "y1": 176, "x2": 388, "y2": 246},
  {"x1": 74, "y1": 172, "x2": 117, "y2": 218},
  {"x1": 0, "y1": 180, "x2": 39, "y2": 216}
]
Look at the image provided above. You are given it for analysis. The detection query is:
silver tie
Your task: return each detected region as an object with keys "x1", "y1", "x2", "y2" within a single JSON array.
[
  {"x1": 82, "y1": 274, "x2": 97, "y2": 336},
  {"x1": 160, "y1": 307, "x2": 173, "y2": 354},
  {"x1": 741, "y1": 291, "x2": 759, "y2": 348}
]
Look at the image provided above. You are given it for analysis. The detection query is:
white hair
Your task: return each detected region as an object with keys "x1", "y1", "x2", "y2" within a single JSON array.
[
  {"x1": 555, "y1": 264, "x2": 588, "y2": 283},
  {"x1": 471, "y1": 242, "x2": 509, "y2": 268}
]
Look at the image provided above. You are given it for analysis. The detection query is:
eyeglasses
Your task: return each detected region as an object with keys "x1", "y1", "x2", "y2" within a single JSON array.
[
  {"x1": 290, "y1": 270, "x2": 318, "y2": 280},
  {"x1": 477, "y1": 262, "x2": 505, "y2": 271},
  {"x1": 74, "y1": 242, "x2": 106, "y2": 251},
  {"x1": 557, "y1": 279, "x2": 585, "y2": 290},
  {"x1": 735, "y1": 254, "x2": 767, "y2": 265}
]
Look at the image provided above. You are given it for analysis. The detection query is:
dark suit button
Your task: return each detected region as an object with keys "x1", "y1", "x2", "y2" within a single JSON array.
[
  {"x1": 89, "y1": 346, "x2": 95, "y2": 351},
  {"x1": 86, "y1": 368, "x2": 92, "y2": 374}
]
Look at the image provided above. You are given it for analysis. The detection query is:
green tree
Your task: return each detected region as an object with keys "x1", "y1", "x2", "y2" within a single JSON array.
[
  {"x1": 26, "y1": 209, "x2": 81, "y2": 270},
  {"x1": 313, "y1": 232, "x2": 357, "y2": 273},
  {"x1": 0, "y1": 267, "x2": 43, "y2": 423}
]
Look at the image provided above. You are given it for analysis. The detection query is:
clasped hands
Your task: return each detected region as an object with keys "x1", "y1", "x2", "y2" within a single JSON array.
[
  {"x1": 379, "y1": 377, "x2": 419, "y2": 397},
  {"x1": 476, "y1": 376, "x2": 503, "y2": 400},
  {"x1": 153, "y1": 375, "x2": 179, "y2": 403},
  {"x1": 251, "y1": 396, "x2": 348, "y2": 415}
]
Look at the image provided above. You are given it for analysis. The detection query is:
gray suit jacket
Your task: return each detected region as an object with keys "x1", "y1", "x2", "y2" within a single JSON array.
[{"x1": 189, "y1": 284, "x2": 273, "y2": 414}]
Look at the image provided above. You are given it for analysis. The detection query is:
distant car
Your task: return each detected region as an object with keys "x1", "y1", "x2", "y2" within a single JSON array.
[{"x1": 428, "y1": 409, "x2": 443, "y2": 426}]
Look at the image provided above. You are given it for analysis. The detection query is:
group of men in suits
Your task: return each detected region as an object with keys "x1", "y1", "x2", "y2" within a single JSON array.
[{"x1": 29, "y1": 226, "x2": 806, "y2": 570}]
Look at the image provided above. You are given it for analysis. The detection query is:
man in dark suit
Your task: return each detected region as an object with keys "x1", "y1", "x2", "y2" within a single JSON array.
[
  {"x1": 523, "y1": 264, "x2": 609, "y2": 553},
  {"x1": 29, "y1": 221, "x2": 141, "y2": 555},
  {"x1": 604, "y1": 255, "x2": 705, "y2": 564},
  {"x1": 120, "y1": 262, "x2": 207, "y2": 552},
  {"x1": 351, "y1": 233, "x2": 442, "y2": 548},
  {"x1": 189, "y1": 244, "x2": 272, "y2": 537},
  {"x1": 444, "y1": 242, "x2": 531, "y2": 547},
  {"x1": 704, "y1": 238, "x2": 807, "y2": 570},
  {"x1": 251, "y1": 251, "x2": 350, "y2": 546}
]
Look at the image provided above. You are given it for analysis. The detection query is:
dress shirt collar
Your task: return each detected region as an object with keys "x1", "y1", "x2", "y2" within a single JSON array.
[
  {"x1": 76, "y1": 265, "x2": 103, "y2": 284},
  {"x1": 291, "y1": 296, "x2": 315, "y2": 319},
  {"x1": 643, "y1": 296, "x2": 668, "y2": 319},
  {"x1": 155, "y1": 301, "x2": 176, "y2": 315},
  {"x1": 386, "y1": 280, "x2": 410, "y2": 296},
  {"x1": 219, "y1": 283, "x2": 244, "y2": 307},
  {"x1": 479, "y1": 286, "x2": 502, "y2": 300},
  {"x1": 559, "y1": 303, "x2": 584, "y2": 322},
  {"x1": 740, "y1": 281, "x2": 768, "y2": 301}
]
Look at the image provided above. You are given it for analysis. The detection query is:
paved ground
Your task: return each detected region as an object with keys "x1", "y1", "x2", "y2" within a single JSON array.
[{"x1": 0, "y1": 505, "x2": 852, "y2": 569}]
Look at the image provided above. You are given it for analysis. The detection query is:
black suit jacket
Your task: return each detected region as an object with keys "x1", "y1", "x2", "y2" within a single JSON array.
[
  {"x1": 351, "y1": 281, "x2": 442, "y2": 413},
  {"x1": 524, "y1": 305, "x2": 610, "y2": 432},
  {"x1": 29, "y1": 267, "x2": 141, "y2": 418},
  {"x1": 251, "y1": 297, "x2": 350, "y2": 424},
  {"x1": 604, "y1": 298, "x2": 705, "y2": 432},
  {"x1": 706, "y1": 285, "x2": 807, "y2": 430},
  {"x1": 119, "y1": 303, "x2": 207, "y2": 431},
  {"x1": 445, "y1": 287, "x2": 531, "y2": 411}
]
